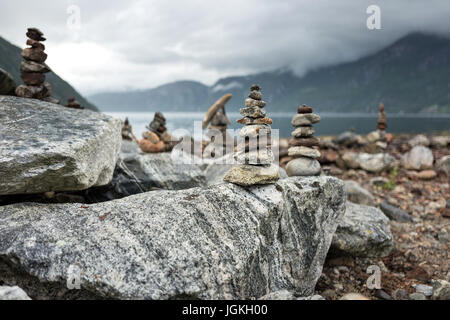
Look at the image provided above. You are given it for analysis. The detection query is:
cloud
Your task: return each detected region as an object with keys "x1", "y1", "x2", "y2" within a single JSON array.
[{"x1": 1, "y1": 0, "x2": 449, "y2": 95}]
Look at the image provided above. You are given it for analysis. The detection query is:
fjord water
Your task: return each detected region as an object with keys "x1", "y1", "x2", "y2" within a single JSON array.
[{"x1": 106, "y1": 112, "x2": 450, "y2": 138}]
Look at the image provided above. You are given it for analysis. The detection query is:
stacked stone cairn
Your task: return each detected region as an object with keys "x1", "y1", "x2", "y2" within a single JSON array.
[
  {"x1": 66, "y1": 96, "x2": 84, "y2": 109},
  {"x1": 15, "y1": 28, "x2": 59, "y2": 104},
  {"x1": 377, "y1": 103, "x2": 387, "y2": 138},
  {"x1": 286, "y1": 105, "x2": 322, "y2": 176},
  {"x1": 139, "y1": 112, "x2": 174, "y2": 153},
  {"x1": 223, "y1": 85, "x2": 280, "y2": 186},
  {"x1": 202, "y1": 94, "x2": 233, "y2": 156},
  {"x1": 121, "y1": 118, "x2": 133, "y2": 141}
]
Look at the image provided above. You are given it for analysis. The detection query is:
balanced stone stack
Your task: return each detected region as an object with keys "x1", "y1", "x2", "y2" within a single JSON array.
[
  {"x1": 66, "y1": 96, "x2": 84, "y2": 109},
  {"x1": 377, "y1": 102, "x2": 387, "y2": 142},
  {"x1": 139, "y1": 112, "x2": 175, "y2": 153},
  {"x1": 223, "y1": 85, "x2": 280, "y2": 186},
  {"x1": 377, "y1": 103, "x2": 387, "y2": 131},
  {"x1": 202, "y1": 94, "x2": 233, "y2": 154},
  {"x1": 286, "y1": 105, "x2": 322, "y2": 176},
  {"x1": 15, "y1": 28, "x2": 59, "y2": 104},
  {"x1": 121, "y1": 118, "x2": 133, "y2": 141}
]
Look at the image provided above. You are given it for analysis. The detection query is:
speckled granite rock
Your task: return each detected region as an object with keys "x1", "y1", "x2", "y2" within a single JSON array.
[
  {"x1": 0, "y1": 286, "x2": 31, "y2": 300},
  {"x1": 330, "y1": 202, "x2": 394, "y2": 258},
  {"x1": 0, "y1": 96, "x2": 122, "y2": 195},
  {"x1": 0, "y1": 176, "x2": 345, "y2": 300}
]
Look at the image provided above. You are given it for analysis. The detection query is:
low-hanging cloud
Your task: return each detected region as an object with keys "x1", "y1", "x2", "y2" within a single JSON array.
[{"x1": 1, "y1": 0, "x2": 449, "y2": 95}]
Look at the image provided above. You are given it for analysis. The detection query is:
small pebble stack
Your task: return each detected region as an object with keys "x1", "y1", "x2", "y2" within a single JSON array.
[
  {"x1": 223, "y1": 85, "x2": 280, "y2": 186},
  {"x1": 15, "y1": 28, "x2": 59, "y2": 104},
  {"x1": 377, "y1": 103, "x2": 387, "y2": 131},
  {"x1": 121, "y1": 117, "x2": 133, "y2": 141},
  {"x1": 286, "y1": 105, "x2": 322, "y2": 176},
  {"x1": 66, "y1": 96, "x2": 84, "y2": 109}
]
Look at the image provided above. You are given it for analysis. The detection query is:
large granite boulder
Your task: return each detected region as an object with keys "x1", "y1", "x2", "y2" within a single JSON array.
[
  {"x1": 0, "y1": 68, "x2": 16, "y2": 95},
  {"x1": 331, "y1": 202, "x2": 394, "y2": 258},
  {"x1": 0, "y1": 176, "x2": 345, "y2": 300},
  {"x1": 0, "y1": 96, "x2": 122, "y2": 195}
]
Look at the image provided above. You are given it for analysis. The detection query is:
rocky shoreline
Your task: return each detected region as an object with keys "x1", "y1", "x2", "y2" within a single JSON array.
[{"x1": 1, "y1": 95, "x2": 449, "y2": 300}]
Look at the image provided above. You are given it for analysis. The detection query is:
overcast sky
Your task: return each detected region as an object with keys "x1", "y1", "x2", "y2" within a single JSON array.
[{"x1": 1, "y1": 0, "x2": 449, "y2": 95}]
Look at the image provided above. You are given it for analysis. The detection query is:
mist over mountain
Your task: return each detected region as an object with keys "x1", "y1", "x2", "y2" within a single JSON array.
[
  {"x1": 0, "y1": 35, "x2": 98, "y2": 111},
  {"x1": 90, "y1": 33, "x2": 450, "y2": 114}
]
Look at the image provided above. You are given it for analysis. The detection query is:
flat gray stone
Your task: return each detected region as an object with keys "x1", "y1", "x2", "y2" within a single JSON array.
[
  {"x1": 0, "y1": 176, "x2": 346, "y2": 300},
  {"x1": 0, "y1": 96, "x2": 122, "y2": 195},
  {"x1": 291, "y1": 126, "x2": 315, "y2": 138},
  {"x1": 291, "y1": 114, "x2": 320, "y2": 126},
  {"x1": 223, "y1": 164, "x2": 280, "y2": 186},
  {"x1": 240, "y1": 106, "x2": 266, "y2": 118},
  {"x1": 286, "y1": 157, "x2": 321, "y2": 176},
  {"x1": 288, "y1": 146, "x2": 321, "y2": 159}
]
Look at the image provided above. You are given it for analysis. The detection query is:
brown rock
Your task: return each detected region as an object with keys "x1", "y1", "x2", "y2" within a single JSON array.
[
  {"x1": 417, "y1": 170, "x2": 437, "y2": 180},
  {"x1": 319, "y1": 150, "x2": 339, "y2": 164},
  {"x1": 20, "y1": 60, "x2": 51, "y2": 73},
  {"x1": 26, "y1": 28, "x2": 46, "y2": 41},
  {"x1": 407, "y1": 266, "x2": 431, "y2": 282},
  {"x1": 377, "y1": 103, "x2": 387, "y2": 130},
  {"x1": 26, "y1": 39, "x2": 45, "y2": 50},
  {"x1": 21, "y1": 72, "x2": 45, "y2": 85},
  {"x1": 43, "y1": 82, "x2": 52, "y2": 97},
  {"x1": 142, "y1": 131, "x2": 160, "y2": 144},
  {"x1": 237, "y1": 117, "x2": 273, "y2": 125},
  {"x1": 288, "y1": 137, "x2": 320, "y2": 147},
  {"x1": 15, "y1": 84, "x2": 47, "y2": 99},
  {"x1": 139, "y1": 139, "x2": 165, "y2": 153},
  {"x1": 21, "y1": 48, "x2": 47, "y2": 63},
  {"x1": 298, "y1": 105, "x2": 313, "y2": 114}
]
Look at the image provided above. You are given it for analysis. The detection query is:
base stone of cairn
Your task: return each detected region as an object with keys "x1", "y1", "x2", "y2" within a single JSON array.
[
  {"x1": 286, "y1": 105, "x2": 322, "y2": 177},
  {"x1": 223, "y1": 85, "x2": 280, "y2": 186},
  {"x1": 66, "y1": 96, "x2": 84, "y2": 109},
  {"x1": 15, "y1": 28, "x2": 59, "y2": 104},
  {"x1": 139, "y1": 112, "x2": 174, "y2": 153}
]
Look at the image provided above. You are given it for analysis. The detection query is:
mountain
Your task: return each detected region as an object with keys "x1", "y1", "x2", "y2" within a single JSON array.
[
  {"x1": 0, "y1": 35, "x2": 98, "y2": 111},
  {"x1": 90, "y1": 32, "x2": 450, "y2": 114}
]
